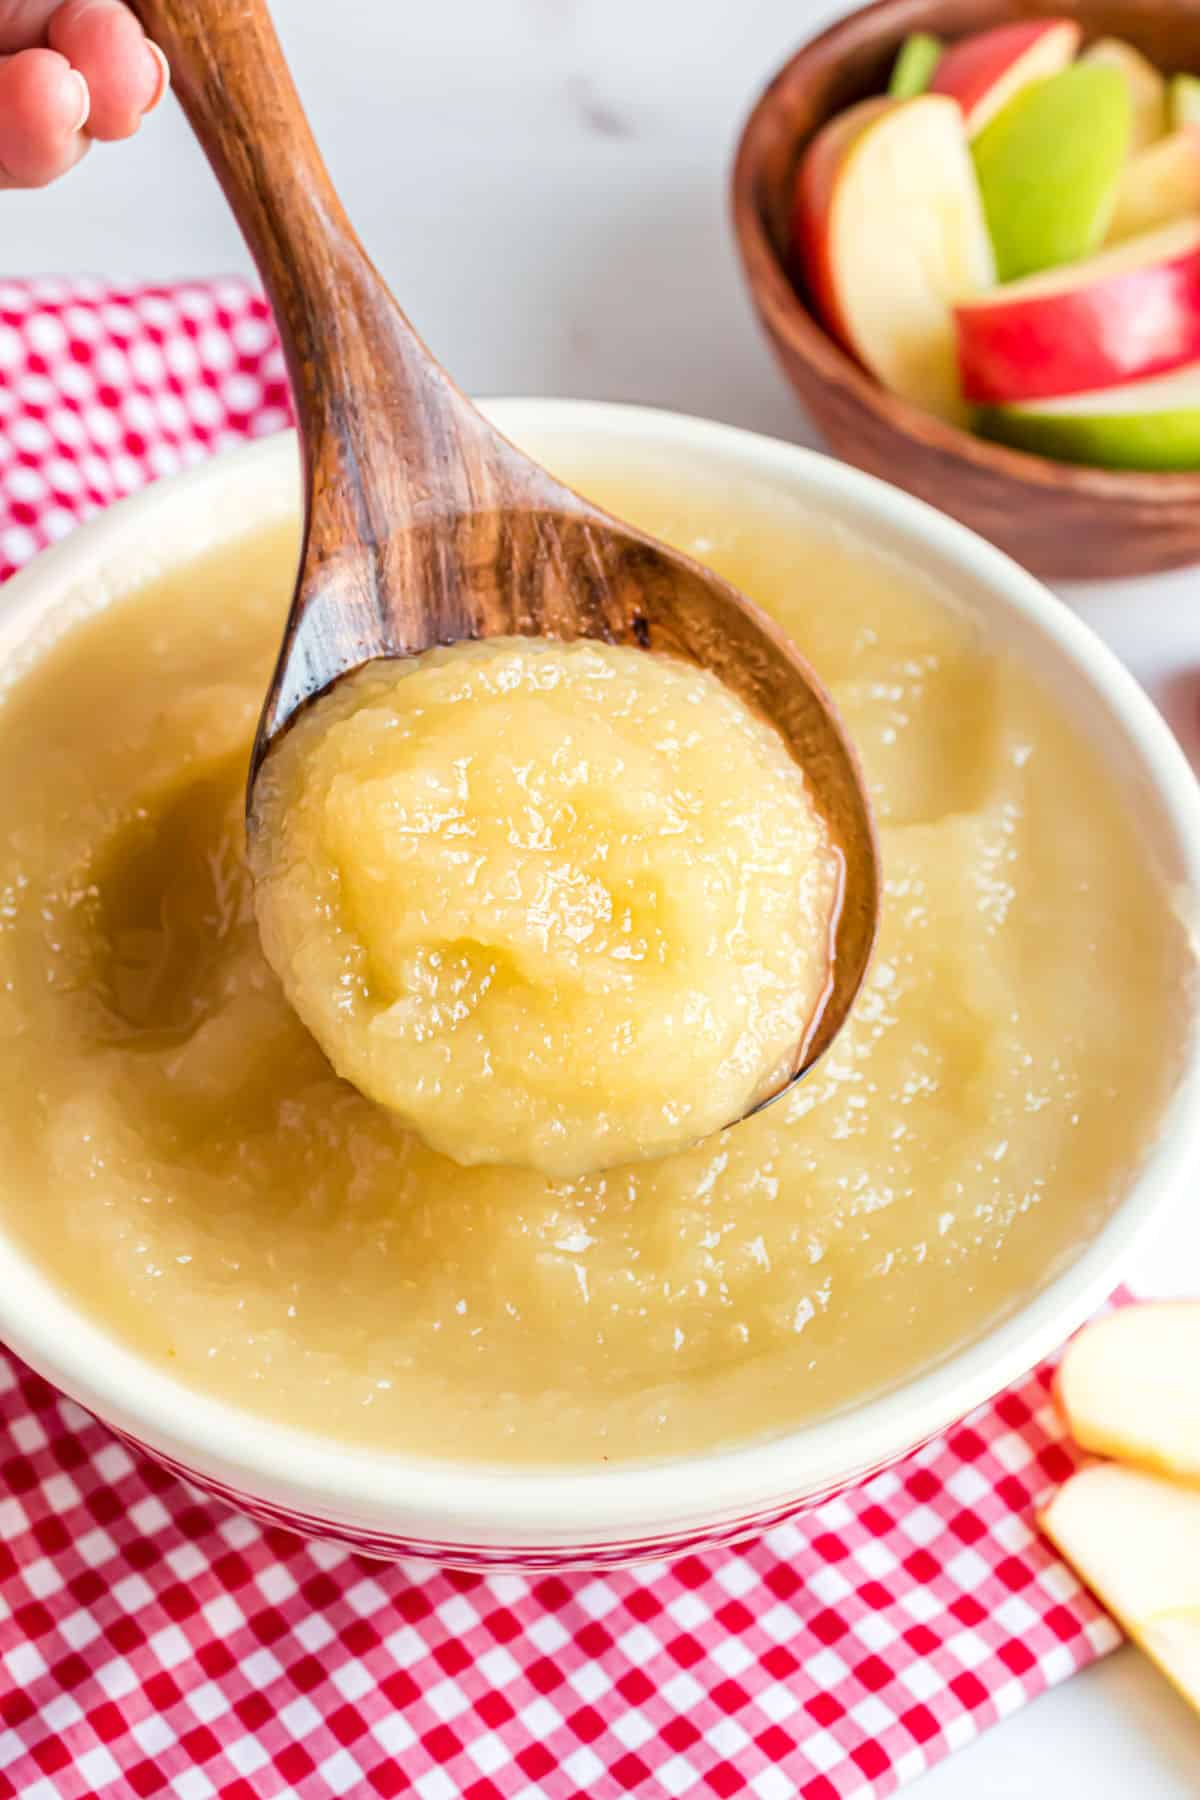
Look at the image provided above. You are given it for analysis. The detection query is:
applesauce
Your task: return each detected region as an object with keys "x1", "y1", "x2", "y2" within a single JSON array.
[
  {"x1": 251, "y1": 639, "x2": 841, "y2": 1177},
  {"x1": 0, "y1": 466, "x2": 1183, "y2": 1466}
]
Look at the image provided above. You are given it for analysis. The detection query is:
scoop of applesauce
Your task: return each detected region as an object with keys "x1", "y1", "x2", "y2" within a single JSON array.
[{"x1": 250, "y1": 639, "x2": 842, "y2": 1177}]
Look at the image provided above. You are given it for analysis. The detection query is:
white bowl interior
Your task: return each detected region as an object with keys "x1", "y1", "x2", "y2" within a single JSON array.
[{"x1": 1, "y1": 400, "x2": 1198, "y2": 1551}]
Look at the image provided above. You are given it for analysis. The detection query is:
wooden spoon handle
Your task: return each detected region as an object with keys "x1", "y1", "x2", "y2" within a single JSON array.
[{"x1": 124, "y1": 0, "x2": 478, "y2": 523}]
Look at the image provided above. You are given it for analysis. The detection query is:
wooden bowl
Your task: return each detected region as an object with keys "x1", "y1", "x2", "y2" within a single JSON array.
[{"x1": 732, "y1": 0, "x2": 1200, "y2": 580}]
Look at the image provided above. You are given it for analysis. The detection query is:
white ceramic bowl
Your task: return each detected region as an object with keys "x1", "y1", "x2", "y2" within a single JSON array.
[{"x1": 2, "y1": 401, "x2": 1199, "y2": 1570}]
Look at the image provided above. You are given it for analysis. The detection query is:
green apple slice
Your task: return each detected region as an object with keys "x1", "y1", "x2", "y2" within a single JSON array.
[
  {"x1": 973, "y1": 64, "x2": 1132, "y2": 280},
  {"x1": 889, "y1": 33, "x2": 942, "y2": 99},
  {"x1": 1169, "y1": 73, "x2": 1200, "y2": 130},
  {"x1": 975, "y1": 360, "x2": 1200, "y2": 468}
]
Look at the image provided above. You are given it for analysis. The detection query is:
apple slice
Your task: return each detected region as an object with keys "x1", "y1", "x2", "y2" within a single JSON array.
[
  {"x1": 972, "y1": 64, "x2": 1132, "y2": 281},
  {"x1": 930, "y1": 18, "x2": 1080, "y2": 138},
  {"x1": 955, "y1": 218, "x2": 1200, "y2": 403},
  {"x1": 1169, "y1": 72, "x2": 1200, "y2": 130},
  {"x1": 889, "y1": 32, "x2": 942, "y2": 100},
  {"x1": 1083, "y1": 36, "x2": 1168, "y2": 151},
  {"x1": 1106, "y1": 128, "x2": 1200, "y2": 242},
  {"x1": 1041, "y1": 1465, "x2": 1200, "y2": 1714},
  {"x1": 975, "y1": 358, "x2": 1200, "y2": 469},
  {"x1": 1055, "y1": 1303, "x2": 1200, "y2": 1482},
  {"x1": 793, "y1": 98, "x2": 892, "y2": 347},
  {"x1": 794, "y1": 95, "x2": 994, "y2": 424}
]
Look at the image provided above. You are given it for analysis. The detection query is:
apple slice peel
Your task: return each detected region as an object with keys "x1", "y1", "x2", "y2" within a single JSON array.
[
  {"x1": 955, "y1": 219, "x2": 1200, "y2": 404},
  {"x1": 976, "y1": 360, "x2": 1200, "y2": 469}
]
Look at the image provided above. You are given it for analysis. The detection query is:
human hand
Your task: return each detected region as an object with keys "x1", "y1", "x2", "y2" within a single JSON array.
[{"x1": 0, "y1": 0, "x2": 167, "y2": 188}]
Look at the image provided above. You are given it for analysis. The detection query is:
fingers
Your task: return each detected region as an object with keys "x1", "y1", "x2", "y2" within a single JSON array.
[
  {"x1": 0, "y1": 2, "x2": 61, "y2": 54},
  {"x1": 0, "y1": 46, "x2": 89, "y2": 187},
  {"x1": 0, "y1": 0, "x2": 167, "y2": 187},
  {"x1": 48, "y1": 0, "x2": 166, "y2": 141}
]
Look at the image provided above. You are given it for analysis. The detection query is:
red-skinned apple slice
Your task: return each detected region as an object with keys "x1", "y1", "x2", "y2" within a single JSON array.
[
  {"x1": 1041, "y1": 1465, "x2": 1200, "y2": 1715},
  {"x1": 1107, "y1": 128, "x2": 1200, "y2": 243},
  {"x1": 1055, "y1": 1303, "x2": 1200, "y2": 1482},
  {"x1": 793, "y1": 98, "x2": 891, "y2": 348},
  {"x1": 955, "y1": 217, "x2": 1200, "y2": 404},
  {"x1": 794, "y1": 94, "x2": 994, "y2": 423},
  {"x1": 929, "y1": 17, "x2": 1081, "y2": 138}
]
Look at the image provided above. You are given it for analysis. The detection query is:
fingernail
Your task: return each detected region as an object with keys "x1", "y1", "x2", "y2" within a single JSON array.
[
  {"x1": 68, "y1": 70, "x2": 90, "y2": 135},
  {"x1": 143, "y1": 40, "x2": 170, "y2": 114}
]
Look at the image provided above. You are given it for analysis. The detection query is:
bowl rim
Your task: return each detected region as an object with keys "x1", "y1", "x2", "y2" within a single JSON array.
[
  {"x1": 730, "y1": 0, "x2": 1200, "y2": 504},
  {"x1": 2, "y1": 397, "x2": 1199, "y2": 1546}
]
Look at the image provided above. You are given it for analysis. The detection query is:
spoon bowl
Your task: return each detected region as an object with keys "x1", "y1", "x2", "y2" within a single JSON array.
[{"x1": 128, "y1": 0, "x2": 880, "y2": 1101}]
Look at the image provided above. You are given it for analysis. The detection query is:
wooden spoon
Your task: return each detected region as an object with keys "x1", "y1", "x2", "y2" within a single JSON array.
[{"x1": 126, "y1": 0, "x2": 879, "y2": 1100}]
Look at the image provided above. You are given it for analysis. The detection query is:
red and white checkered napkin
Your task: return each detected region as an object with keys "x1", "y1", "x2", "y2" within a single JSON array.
[{"x1": 0, "y1": 282, "x2": 1120, "y2": 1800}]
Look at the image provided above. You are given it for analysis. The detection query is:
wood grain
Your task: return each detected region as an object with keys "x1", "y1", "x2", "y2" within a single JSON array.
[
  {"x1": 732, "y1": 0, "x2": 1200, "y2": 580},
  {"x1": 124, "y1": 0, "x2": 880, "y2": 1100}
]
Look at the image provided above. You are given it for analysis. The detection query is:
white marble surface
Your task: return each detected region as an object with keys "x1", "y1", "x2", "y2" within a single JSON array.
[{"x1": 5, "y1": 0, "x2": 1200, "y2": 1789}]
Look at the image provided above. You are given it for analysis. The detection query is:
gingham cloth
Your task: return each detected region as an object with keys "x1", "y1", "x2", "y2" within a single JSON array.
[{"x1": 0, "y1": 281, "x2": 1121, "y2": 1800}]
